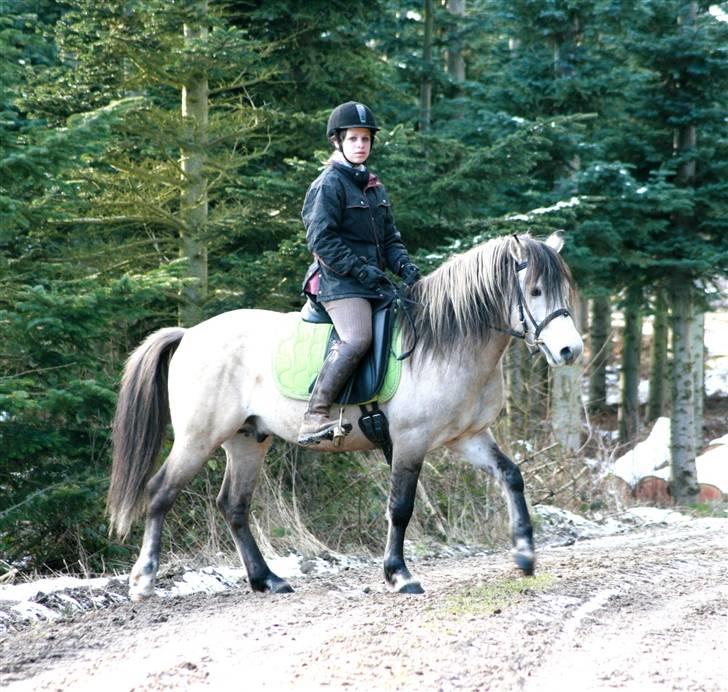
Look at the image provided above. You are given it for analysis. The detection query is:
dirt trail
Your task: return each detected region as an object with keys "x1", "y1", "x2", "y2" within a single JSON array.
[{"x1": 2, "y1": 516, "x2": 727, "y2": 691}]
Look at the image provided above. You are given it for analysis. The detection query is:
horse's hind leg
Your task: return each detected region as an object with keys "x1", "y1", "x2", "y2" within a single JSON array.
[
  {"x1": 218, "y1": 433, "x2": 293, "y2": 594},
  {"x1": 129, "y1": 439, "x2": 212, "y2": 601},
  {"x1": 384, "y1": 448, "x2": 426, "y2": 594},
  {"x1": 454, "y1": 431, "x2": 535, "y2": 576}
]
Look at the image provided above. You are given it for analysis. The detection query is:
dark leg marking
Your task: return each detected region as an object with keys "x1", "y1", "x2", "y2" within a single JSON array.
[
  {"x1": 492, "y1": 443, "x2": 535, "y2": 576},
  {"x1": 384, "y1": 464, "x2": 425, "y2": 594}
]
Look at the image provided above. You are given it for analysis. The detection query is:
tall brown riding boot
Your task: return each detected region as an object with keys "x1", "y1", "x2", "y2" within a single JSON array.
[{"x1": 297, "y1": 341, "x2": 361, "y2": 445}]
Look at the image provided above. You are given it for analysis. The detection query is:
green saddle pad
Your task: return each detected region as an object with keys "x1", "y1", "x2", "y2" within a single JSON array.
[{"x1": 274, "y1": 320, "x2": 403, "y2": 404}]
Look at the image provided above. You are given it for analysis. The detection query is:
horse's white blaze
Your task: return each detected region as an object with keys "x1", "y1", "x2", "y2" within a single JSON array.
[
  {"x1": 537, "y1": 314, "x2": 583, "y2": 367},
  {"x1": 511, "y1": 236, "x2": 583, "y2": 367}
]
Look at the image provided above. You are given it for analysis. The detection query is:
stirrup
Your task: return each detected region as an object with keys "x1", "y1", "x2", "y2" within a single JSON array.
[{"x1": 298, "y1": 421, "x2": 353, "y2": 446}]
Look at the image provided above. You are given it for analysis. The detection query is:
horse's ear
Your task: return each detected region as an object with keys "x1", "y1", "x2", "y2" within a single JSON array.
[
  {"x1": 546, "y1": 231, "x2": 564, "y2": 254},
  {"x1": 508, "y1": 234, "x2": 524, "y2": 263}
]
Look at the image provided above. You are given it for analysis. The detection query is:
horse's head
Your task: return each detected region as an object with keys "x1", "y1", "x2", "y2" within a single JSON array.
[{"x1": 508, "y1": 233, "x2": 583, "y2": 367}]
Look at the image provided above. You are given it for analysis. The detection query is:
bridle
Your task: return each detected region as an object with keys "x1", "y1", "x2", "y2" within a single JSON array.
[{"x1": 500, "y1": 259, "x2": 572, "y2": 356}]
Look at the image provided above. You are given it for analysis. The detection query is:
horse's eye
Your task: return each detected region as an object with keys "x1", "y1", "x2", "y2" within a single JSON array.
[{"x1": 531, "y1": 287, "x2": 542, "y2": 298}]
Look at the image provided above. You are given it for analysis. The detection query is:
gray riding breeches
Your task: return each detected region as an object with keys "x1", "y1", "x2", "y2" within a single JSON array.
[{"x1": 321, "y1": 297, "x2": 373, "y2": 360}]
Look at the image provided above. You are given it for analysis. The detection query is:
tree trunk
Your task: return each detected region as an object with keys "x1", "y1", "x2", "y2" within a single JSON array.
[
  {"x1": 647, "y1": 288, "x2": 669, "y2": 422},
  {"x1": 692, "y1": 306, "x2": 705, "y2": 449},
  {"x1": 670, "y1": 282, "x2": 699, "y2": 504},
  {"x1": 551, "y1": 293, "x2": 584, "y2": 451},
  {"x1": 668, "y1": 1, "x2": 700, "y2": 503},
  {"x1": 588, "y1": 295, "x2": 611, "y2": 414},
  {"x1": 505, "y1": 340, "x2": 527, "y2": 437},
  {"x1": 618, "y1": 285, "x2": 642, "y2": 444},
  {"x1": 446, "y1": 0, "x2": 466, "y2": 83},
  {"x1": 179, "y1": 1, "x2": 209, "y2": 327},
  {"x1": 529, "y1": 355, "x2": 549, "y2": 423},
  {"x1": 419, "y1": 0, "x2": 434, "y2": 133}
]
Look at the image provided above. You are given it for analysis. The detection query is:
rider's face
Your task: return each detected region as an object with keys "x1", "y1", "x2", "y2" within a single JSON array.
[{"x1": 341, "y1": 128, "x2": 372, "y2": 164}]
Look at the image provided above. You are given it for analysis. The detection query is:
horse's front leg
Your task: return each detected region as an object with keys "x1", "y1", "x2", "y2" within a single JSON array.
[
  {"x1": 454, "y1": 431, "x2": 535, "y2": 576},
  {"x1": 384, "y1": 452, "x2": 425, "y2": 594}
]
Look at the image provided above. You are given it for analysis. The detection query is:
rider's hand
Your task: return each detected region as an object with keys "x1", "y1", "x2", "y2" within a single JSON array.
[
  {"x1": 400, "y1": 262, "x2": 421, "y2": 287},
  {"x1": 356, "y1": 264, "x2": 387, "y2": 290}
]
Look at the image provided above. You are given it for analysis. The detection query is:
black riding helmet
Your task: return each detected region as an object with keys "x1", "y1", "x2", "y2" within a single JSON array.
[
  {"x1": 326, "y1": 102, "x2": 380, "y2": 166},
  {"x1": 326, "y1": 101, "x2": 380, "y2": 139}
]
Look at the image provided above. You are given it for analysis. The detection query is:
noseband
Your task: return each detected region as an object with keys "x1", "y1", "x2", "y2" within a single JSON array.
[{"x1": 502, "y1": 260, "x2": 571, "y2": 354}]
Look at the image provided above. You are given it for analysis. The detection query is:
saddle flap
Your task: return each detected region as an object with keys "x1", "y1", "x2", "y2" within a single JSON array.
[{"x1": 273, "y1": 305, "x2": 402, "y2": 405}]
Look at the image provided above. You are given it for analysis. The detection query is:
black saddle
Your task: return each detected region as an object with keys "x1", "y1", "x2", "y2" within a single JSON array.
[{"x1": 301, "y1": 298, "x2": 395, "y2": 405}]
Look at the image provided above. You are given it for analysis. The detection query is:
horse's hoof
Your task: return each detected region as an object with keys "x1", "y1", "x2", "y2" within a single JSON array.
[
  {"x1": 386, "y1": 569, "x2": 424, "y2": 594},
  {"x1": 129, "y1": 590, "x2": 153, "y2": 603},
  {"x1": 269, "y1": 578, "x2": 294, "y2": 594},
  {"x1": 129, "y1": 572, "x2": 156, "y2": 602},
  {"x1": 398, "y1": 581, "x2": 425, "y2": 595},
  {"x1": 251, "y1": 573, "x2": 294, "y2": 594},
  {"x1": 513, "y1": 550, "x2": 536, "y2": 576}
]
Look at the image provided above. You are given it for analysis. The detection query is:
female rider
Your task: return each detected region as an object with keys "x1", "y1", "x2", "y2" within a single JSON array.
[{"x1": 297, "y1": 101, "x2": 420, "y2": 445}]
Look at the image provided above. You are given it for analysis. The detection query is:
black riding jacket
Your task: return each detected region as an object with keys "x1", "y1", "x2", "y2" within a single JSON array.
[{"x1": 302, "y1": 161, "x2": 411, "y2": 302}]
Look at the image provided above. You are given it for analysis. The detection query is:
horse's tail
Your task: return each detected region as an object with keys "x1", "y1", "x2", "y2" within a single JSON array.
[{"x1": 108, "y1": 327, "x2": 186, "y2": 538}]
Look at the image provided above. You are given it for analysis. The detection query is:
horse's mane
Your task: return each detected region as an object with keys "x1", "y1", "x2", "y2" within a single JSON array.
[{"x1": 400, "y1": 234, "x2": 573, "y2": 359}]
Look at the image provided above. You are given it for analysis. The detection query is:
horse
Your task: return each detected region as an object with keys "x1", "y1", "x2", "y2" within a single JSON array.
[{"x1": 108, "y1": 232, "x2": 583, "y2": 601}]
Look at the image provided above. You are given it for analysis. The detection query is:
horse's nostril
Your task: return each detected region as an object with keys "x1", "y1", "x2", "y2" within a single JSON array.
[{"x1": 560, "y1": 346, "x2": 573, "y2": 364}]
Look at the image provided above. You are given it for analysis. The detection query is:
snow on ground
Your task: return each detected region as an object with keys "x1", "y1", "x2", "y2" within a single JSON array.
[
  {"x1": 0, "y1": 552, "x2": 372, "y2": 631},
  {"x1": 612, "y1": 418, "x2": 728, "y2": 492}
]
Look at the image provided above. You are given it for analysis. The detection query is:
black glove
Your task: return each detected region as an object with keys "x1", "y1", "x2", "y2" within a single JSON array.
[
  {"x1": 356, "y1": 264, "x2": 387, "y2": 290},
  {"x1": 400, "y1": 262, "x2": 421, "y2": 286}
]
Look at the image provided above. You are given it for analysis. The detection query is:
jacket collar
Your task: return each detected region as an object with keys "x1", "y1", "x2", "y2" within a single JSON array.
[{"x1": 331, "y1": 160, "x2": 370, "y2": 189}]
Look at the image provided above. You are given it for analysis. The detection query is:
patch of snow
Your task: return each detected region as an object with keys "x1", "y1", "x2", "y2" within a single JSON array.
[
  {"x1": 613, "y1": 417, "x2": 671, "y2": 486},
  {"x1": 158, "y1": 567, "x2": 247, "y2": 597},
  {"x1": 0, "y1": 551, "x2": 375, "y2": 630},
  {"x1": 0, "y1": 575, "x2": 112, "y2": 603},
  {"x1": 621, "y1": 506, "x2": 691, "y2": 525},
  {"x1": 696, "y1": 443, "x2": 728, "y2": 492},
  {"x1": 612, "y1": 417, "x2": 728, "y2": 492},
  {"x1": 534, "y1": 503, "x2": 698, "y2": 548},
  {"x1": 268, "y1": 552, "x2": 306, "y2": 578},
  {"x1": 705, "y1": 360, "x2": 728, "y2": 397},
  {"x1": 506, "y1": 197, "x2": 580, "y2": 222},
  {"x1": 534, "y1": 505, "x2": 628, "y2": 546},
  {"x1": 6, "y1": 601, "x2": 60, "y2": 623}
]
